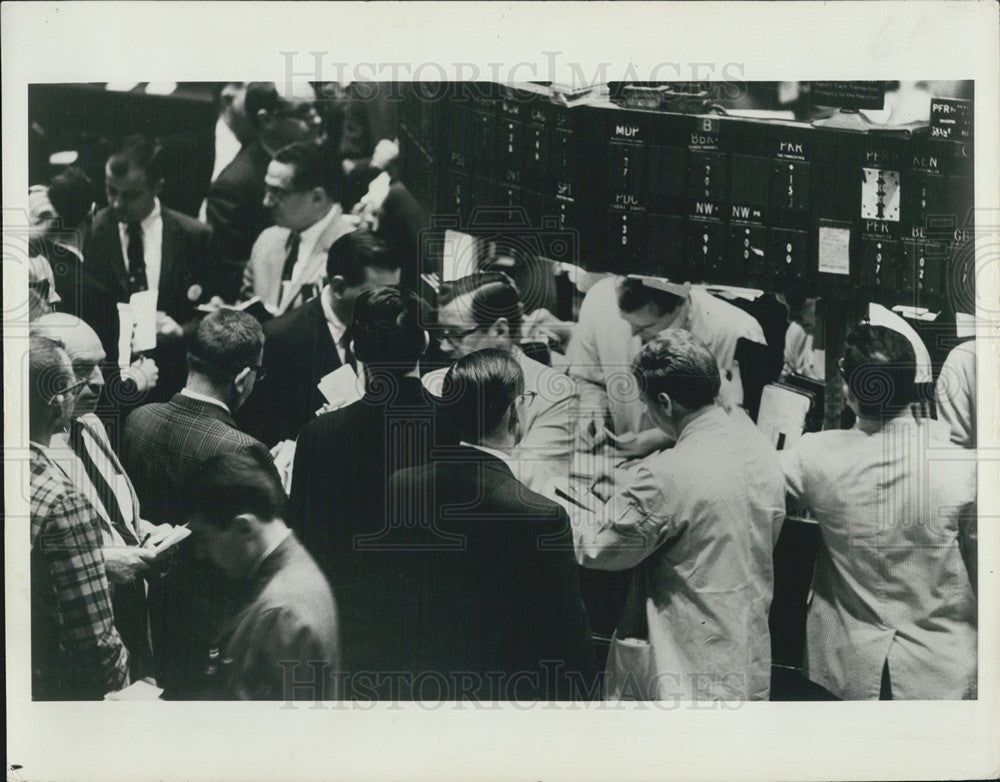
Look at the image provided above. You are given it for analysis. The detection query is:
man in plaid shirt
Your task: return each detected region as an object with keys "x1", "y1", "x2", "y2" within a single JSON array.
[{"x1": 29, "y1": 336, "x2": 129, "y2": 699}]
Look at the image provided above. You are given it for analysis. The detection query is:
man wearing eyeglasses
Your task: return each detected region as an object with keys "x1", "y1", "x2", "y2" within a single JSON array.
[
  {"x1": 422, "y1": 271, "x2": 578, "y2": 492},
  {"x1": 28, "y1": 336, "x2": 130, "y2": 699},
  {"x1": 205, "y1": 81, "x2": 326, "y2": 300},
  {"x1": 32, "y1": 313, "x2": 179, "y2": 681},
  {"x1": 241, "y1": 140, "x2": 357, "y2": 314},
  {"x1": 120, "y1": 309, "x2": 282, "y2": 697}
]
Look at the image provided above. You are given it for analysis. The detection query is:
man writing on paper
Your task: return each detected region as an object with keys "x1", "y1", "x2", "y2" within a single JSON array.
[
  {"x1": 238, "y1": 230, "x2": 400, "y2": 447},
  {"x1": 566, "y1": 275, "x2": 767, "y2": 460},
  {"x1": 28, "y1": 336, "x2": 130, "y2": 699},
  {"x1": 561, "y1": 330, "x2": 785, "y2": 701},
  {"x1": 32, "y1": 313, "x2": 184, "y2": 680}
]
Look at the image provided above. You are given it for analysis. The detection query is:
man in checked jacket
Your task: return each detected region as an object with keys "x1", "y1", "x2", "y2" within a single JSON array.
[{"x1": 29, "y1": 336, "x2": 129, "y2": 699}]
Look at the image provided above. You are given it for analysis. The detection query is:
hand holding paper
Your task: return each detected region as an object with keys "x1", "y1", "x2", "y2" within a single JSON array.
[
  {"x1": 121, "y1": 356, "x2": 158, "y2": 393},
  {"x1": 317, "y1": 364, "x2": 363, "y2": 411},
  {"x1": 156, "y1": 310, "x2": 184, "y2": 340}
]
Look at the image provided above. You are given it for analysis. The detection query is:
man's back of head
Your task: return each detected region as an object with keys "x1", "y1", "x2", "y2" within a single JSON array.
[
  {"x1": 442, "y1": 348, "x2": 524, "y2": 447},
  {"x1": 617, "y1": 275, "x2": 686, "y2": 317},
  {"x1": 633, "y1": 329, "x2": 721, "y2": 416},
  {"x1": 841, "y1": 323, "x2": 917, "y2": 420},
  {"x1": 350, "y1": 288, "x2": 425, "y2": 375},
  {"x1": 326, "y1": 228, "x2": 397, "y2": 287},
  {"x1": 187, "y1": 309, "x2": 264, "y2": 409},
  {"x1": 48, "y1": 167, "x2": 95, "y2": 231}
]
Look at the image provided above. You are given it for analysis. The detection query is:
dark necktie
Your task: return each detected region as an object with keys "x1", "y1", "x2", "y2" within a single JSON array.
[
  {"x1": 126, "y1": 222, "x2": 148, "y2": 295},
  {"x1": 281, "y1": 231, "x2": 301, "y2": 282},
  {"x1": 341, "y1": 334, "x2": 357, "y2": 372},
  {"x1": 68, "y1": 419, "x2": 138, "y2": 545}
]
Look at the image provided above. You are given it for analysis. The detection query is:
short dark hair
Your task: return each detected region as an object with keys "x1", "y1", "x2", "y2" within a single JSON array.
[
  {"x1": 273, "y1": 140, "x2": 343, "y2": 203},
  {"x1": 184, "y1": 452, "x2": 286, "y2": 529},
  {"x1": 29, "y1": 335, "x2": 72, "y2": 414},
  {"x1": 326, "y1": 229, "x2": 397, "y2": 288},
  {"x1": 632, "y1": 329, "x2": 720, "y2": 411},
  {"x1": 107, "y1": 134, "x2": 164, "y2": 184},
  {"x1": 841, "y1": 324, "x2": 917, "y2": 418},
  {"x1": 187, "y1": 310, "x2": 264, "y2": 384},
  {"x1": 617, "y1": 276, "x2": 685, "y2": 316},
  {"x1": 48, "y1": 167, "x2": 94, "y2": 227},
  {"x1": 438, "y1": 271, "x2": 523, "y2": 339},
  {"x1": 442, "y1": 348, "x2": 524, "y2": 443},
  {"x1": 351, "y1": 288, "x2": 424, "y2": 371},
  {"x1": 244, "y1": 82, "x2": 281, "y2": 127}
]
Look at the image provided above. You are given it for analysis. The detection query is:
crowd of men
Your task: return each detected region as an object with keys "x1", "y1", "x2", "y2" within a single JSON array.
[{"x1": 24, "y1": 81, "x2": 978, "y2": 703}]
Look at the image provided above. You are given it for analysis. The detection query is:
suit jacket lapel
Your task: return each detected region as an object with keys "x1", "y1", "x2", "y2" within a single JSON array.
[
  {"x1": 278, "y1": 211, "x2": 354, "y2": 316},
  {"x1": 311, "y1": 301, "x2": 341, "y2": 404},
  {"x1": 101, "y1": 216, "x2": 130, "y2": 299}
]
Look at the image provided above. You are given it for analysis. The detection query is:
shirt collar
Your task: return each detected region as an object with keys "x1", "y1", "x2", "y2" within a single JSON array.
[
  {"x1": 674, "y1": 404, "x2": 727, "y2": 447},
  {"x1": 298, "y1": 203, "x2": 340, "y2": 246},
  {"x1": 247, "y1": 526, "x2": 293, "y2": 582},
  {"x1": 459, "y1": 441, "x2": 514, "y2": 470},
  {"x1": 320, "y1": 287, "x2": 348, "y2": 343},
  {"x1": 180, "y1": 388, "x2": 231, "y2": 413},
  {"x1": 119, "y1": 197, "x2": 161, "y2": 231}
]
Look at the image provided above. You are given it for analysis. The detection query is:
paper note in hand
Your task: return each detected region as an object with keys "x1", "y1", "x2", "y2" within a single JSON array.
[
  {"x1": 129, "y1": 289, "x2": 158, "y2": 352},
  {"x1": 317, "y1": 364, "x2": 363, "y2": 410},
  {"x1": 116, "y1": 303, "x2": 134, "y2": 369},
  {"x1": 151, "y1": 524, "x2": 192, "y2": 557}
]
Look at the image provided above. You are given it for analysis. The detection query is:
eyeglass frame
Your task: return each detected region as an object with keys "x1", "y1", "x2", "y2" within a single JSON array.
[
  {"x1": 47, "y1": 376, "x2": 90, "y2": 405},
  {"x1": 437, "y1": 324, "x2": 483, "y2": 346},
  {"x1": 263, "y1": 183, "x2": 313, "y2": 202},
  {"x1": 516, "y1": 391, "x2": 538, "y2": 408},
  {"x1": 247, "y1": 364, "x2": 267, "y2": 382}
]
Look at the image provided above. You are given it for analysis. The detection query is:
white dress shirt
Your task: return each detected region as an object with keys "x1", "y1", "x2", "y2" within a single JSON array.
[
  {"x1": 319, "y1": 288, "x2": 353, "y2": 368},
  {"x1": 293, "y1": 205, "x2": 341, "y2": 283},
  {"x1": 566, "y1": 278, "x2": 767, "y2": 435},
  {"x1": 568, "y1": 405, "x2": 786, "y2": 701},
  {"x1": 180, "y1": 387, "x2": 231, "y2": 413},
  {"x1": 780, "y1": 415, "x2": 977, "y2": 699},
  {"x1": 117, "y1": 197, "x2": 163, "y2": 294},
  {"x1": 460, "y1": 441, "x2": 515, "y2": 472}
]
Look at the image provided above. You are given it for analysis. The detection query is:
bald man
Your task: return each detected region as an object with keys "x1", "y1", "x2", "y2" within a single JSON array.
[{"x1": 32, "y1": 313, "x2": 176, "y2": 679}]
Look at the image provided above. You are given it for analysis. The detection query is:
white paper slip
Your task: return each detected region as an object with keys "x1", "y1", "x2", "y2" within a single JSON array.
[
  {"x1": 105, "y1": 678, "x2": 164, "y2": 701},
  {"x1": 129, "y1": 289, "x2": 158, "y2": 352},
  {"x1": 317, "y1": 363, "x2": 363, "y2": 409},
  {"x1": 150, "y1": 524, "x2": 192, "y2": 557},
  {"x1": 116, "y1": 303, "x2": 134, "y2": 369},
  {"x1": 442, "y1": 229, "x2": 478, "y2": 282}
]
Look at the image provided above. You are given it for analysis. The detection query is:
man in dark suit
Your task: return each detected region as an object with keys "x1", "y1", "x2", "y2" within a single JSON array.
[
  {"x1": 289, "y1": 288, "x2": 452, "y2": 697},
  {"x1": 185, "y1": 452, "x2": 339, "y2": 701},
  {"x1": 121, "y1": 309, "x2": 280, "y2": 697},
  {"x1": 29, "y1": 166, "x2": 94, "y2": 318},
  {"x1": 82, "y1": 135, "x2": 217, "y2": 403},
  {"x1": 237, "y1": 229, "x2": 400, "y2": 447},
  {"x1": 386, "y1": 349, "x2": 597, "y2": 701},
  {"x1": 204, "y1": 81, "x2": 323, "y2": 302}
]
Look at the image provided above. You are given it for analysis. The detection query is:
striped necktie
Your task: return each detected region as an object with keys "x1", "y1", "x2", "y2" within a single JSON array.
[{"x1": 68, "y1": 418, "x2": 139, "y2": 546}]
